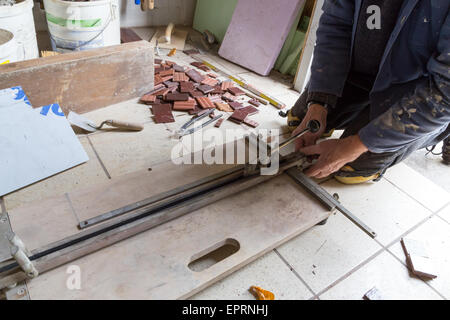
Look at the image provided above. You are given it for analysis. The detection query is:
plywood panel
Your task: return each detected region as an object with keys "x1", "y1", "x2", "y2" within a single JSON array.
[
  {"x1": 21, "y1": 174, "x2": 329, "y2": 299},
  {"x1": 0, "y1": 41, "x2": 154, "y2": 115}
]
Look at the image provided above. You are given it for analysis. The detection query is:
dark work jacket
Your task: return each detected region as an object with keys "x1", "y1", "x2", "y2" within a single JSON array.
[{"x1": 309, "y1": 0, "x2": 450, "y2": 153}]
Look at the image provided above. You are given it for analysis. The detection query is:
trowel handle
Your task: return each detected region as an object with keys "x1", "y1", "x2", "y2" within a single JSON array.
[
  {"x1": 165, "y1": 22, "x2": 175, "y2": 43},
  {"x1": 104, "y1": 120, "x2": 144, "y2": 131}
]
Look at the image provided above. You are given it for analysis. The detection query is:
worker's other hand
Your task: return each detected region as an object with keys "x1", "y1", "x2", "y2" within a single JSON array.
[
  {"x1": 299, "y1": 135, "x2": 369, "y2": 179},
  {"x1": 292, "y1": 103, "x2": 327, "y2": 150}
]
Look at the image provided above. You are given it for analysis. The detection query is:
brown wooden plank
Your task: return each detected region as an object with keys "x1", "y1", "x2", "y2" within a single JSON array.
[{"x1": 0, "y1": 41, "x2": 154, "y2": 115}]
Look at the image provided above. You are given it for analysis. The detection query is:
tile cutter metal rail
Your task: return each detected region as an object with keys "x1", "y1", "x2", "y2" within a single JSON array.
[{"x1": 0, "y1": 138, "x2": 375, "y2": 290}]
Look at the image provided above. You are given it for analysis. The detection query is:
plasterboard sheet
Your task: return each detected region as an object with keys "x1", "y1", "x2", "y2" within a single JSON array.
[
  {"x1": 0, "y1": 87, "x2": 89, "y2": 196},
  {"x1": 218, "y1": 0, "x2": 304, "y2": 76}
]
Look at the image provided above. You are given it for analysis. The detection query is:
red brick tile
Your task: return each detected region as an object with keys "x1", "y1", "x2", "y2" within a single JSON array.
[
  {"x1": 153, "y1": 88, "x2": 171, "y2": 97},
  {"x1": 198, "y1": 84, "x2": 214, "y2": 94},
  {"x1": 201, "y1": 77, "x2": 219, "y2": 87},
  {"x1": 154, "y1": 74, "x2": 164, "y2": 85},
  {"x1": 196, "y1": 97, "x2": 215, "y2": 109},
  {"x1": 151, "y1": 104, "x2": 175, "y2": 123},
  {"x1": 228, "y1": 87, "x2": 246, "y2": 96},
  {"x1": 215, "y1": 118, "x2": 224, "y2": 128},
  {"x1": 220, "y1": 81, "x2": 234, "y2": 91},
  {"x1": 164, "y1": 93, "x2": 189, "y2": 101},
  {"x1": 173, "y1": 72, "x2": 189, "y2": 82},
  {"x1": 208, "y1": 95, "x2": 222, "y2": 103},
  {"x1": 189, "y1": 90, "x2": 204, "y2": 98},
  {"x1": 248, "y1": 99, "x2": 261, "y2": 107},
  {"x1": 161, "y1": 75, "x2": 174, "y2": 82},
  {"x1": 222, "y1": 92, "x2": 237, "y2": 102},
  {"x1": 211, "y1": 85, "x2": 223, "y2": 94},
  {"x1": 186, "y1": 69, "x2": 205, "y2": 83},
  {"x1": 240, "y1": 105, "x2": 259, "y2": 115},
  {"x1": 179, "y1": 81, "x2": 195, "y2": 93},
  {"x1": 190, "y1": 61, "x2": 210, "y2": 72},
  {"x1": 140, "y1": 94, "x2": 156, "y2": 104},
  {"x1": 173, "y1": 64, "x2": 185, "y2": 72},
  {"x1": 163, "y1": 80, "x2": 178, "y2": 88},
  {"x1": 173, "y1": 100, "x2": 196, "y2": 111},
  {"x1": 215, "y1": 102, "x2": 233, "y2": 112},
  {"x1": 159, "y1": 69, "x2": 175, "y2": 77},
  {"x1": 228, "y1": 101, "x2": 244, "y2": 110},
  {"x1": 243, "y1": 118, "x2": 259, "y2": 128},
  {"x1": 229, "y1": 109, "x2": 248, "y2": 123}
]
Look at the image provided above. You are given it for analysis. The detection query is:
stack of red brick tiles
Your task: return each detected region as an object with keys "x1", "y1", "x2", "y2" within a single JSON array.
[{"x1": 140, "y1": 58, "x2": 261, "y2": 128}]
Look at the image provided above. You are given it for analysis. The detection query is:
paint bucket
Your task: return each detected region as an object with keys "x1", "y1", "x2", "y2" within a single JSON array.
[
  {"x1": 0, "y1": 28, "x2": 17, "y2": 64},
  {"x1": 43, "y1": 0, "x2": 120, "y2": 53},
  {"x1": 0, "y1": 0, "x2": 39, "y2": 61}
]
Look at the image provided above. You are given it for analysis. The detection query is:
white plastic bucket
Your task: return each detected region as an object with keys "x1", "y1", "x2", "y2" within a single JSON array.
[
  {"x1": 0, "y1": 0, "x2": 39, "y2": 61},
  {"x1": 43, "y1": 0, "x2": 120, "y2": 53},
  {"x1": 0, "y1": 28, "x2": 17, "y2": 64}
]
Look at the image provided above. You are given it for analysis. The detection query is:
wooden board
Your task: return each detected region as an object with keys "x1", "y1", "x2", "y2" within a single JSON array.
[
  {"x1": 6, "y1": 145, "x2": 330, "y2": 299},
  {"x1": 0, "y1": 41, "x2": 154, "y2": 115}
]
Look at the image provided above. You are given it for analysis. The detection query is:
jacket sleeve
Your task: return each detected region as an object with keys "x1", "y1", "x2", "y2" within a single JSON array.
[
  {"x1": 359, "y1": 12, "x2": 450, "y2": 153},
  {"x1": 308, "y1": 0, "x2": 355, "y2": 102}
]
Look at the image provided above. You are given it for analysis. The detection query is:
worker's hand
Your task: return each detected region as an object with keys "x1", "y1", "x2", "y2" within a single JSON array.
[
  {"x1": 299, "y1": 135, "x2": 369, "y2": 179},
  {"x1": 292, "y1": 103, "x2": 327, "y2": 150}
]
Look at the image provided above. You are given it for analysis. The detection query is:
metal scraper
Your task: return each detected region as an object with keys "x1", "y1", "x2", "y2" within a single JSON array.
[{"x1": 67, "y1": 111, "x2": 144, "y2": 132}]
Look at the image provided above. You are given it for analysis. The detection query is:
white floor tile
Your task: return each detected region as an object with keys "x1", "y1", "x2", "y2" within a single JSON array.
[
  {"x1": 384, "y1": 163, "x2": 450, "y2": 212},
  {"x1": 403, "y1": 142, "x2": 450, "y2": 193},
  {"x1": 438, "y1": 204, "x2": 450, "y2": 224},
  {"x1": 88, "y1": 119, "x2": 184, "y2": 177},
  {"x1": 320, "y1": 178, "x2": 431, "y2": 245},
  {"x1": 81, "y1": 98, "x2": 153, "y2": 128},
  {"x1": 273, "y1": 90, "x2": 301, "y2": 108},
  {"x1": 190, "y1": 251, "x2": 313, "y2": 300},
  {"x1": 276, "y1": 213, "x2": 382, "y2": 293},
  {"x1": 4, "y1": 137, "x2": 109, "y2": 211},
  {"x1": 388, "y1": 216, "x2": 450, "y2": 299},
  {"x1": 238, "y1": 72, "x2": 294, "y2": 97},
  {"x1": 320, "y1": 251, "x2": 443, "y2": 300}
]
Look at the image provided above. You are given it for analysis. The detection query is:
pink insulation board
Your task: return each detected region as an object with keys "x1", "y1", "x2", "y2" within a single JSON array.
[{"x1": 218, "y1": 0, "x2": 304, "y2": 76}]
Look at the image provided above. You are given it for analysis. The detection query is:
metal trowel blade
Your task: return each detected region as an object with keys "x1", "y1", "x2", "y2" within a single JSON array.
[{"x1": 67, "y1": 111, "x2": 97, "y2": 132}]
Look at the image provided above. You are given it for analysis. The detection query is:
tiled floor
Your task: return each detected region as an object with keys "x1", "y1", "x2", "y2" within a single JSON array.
[{"x1": 3, "y1": 28, "x2": 449, "y2": 300}]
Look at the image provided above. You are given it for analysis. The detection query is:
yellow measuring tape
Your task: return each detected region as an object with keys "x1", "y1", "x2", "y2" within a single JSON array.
[{"x1": 1, "y1": 60, "x2": 10, "y2": 65}]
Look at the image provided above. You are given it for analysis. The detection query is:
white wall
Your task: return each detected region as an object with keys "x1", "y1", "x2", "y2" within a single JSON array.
[{"x1": 33, "y1": 0, "x2": 197, "y2": 31}]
